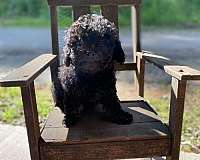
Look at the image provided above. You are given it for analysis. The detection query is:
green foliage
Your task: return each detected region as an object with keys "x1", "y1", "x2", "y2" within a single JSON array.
[
  {"x1": 147, "y1": 97, "x2": 169, "y2": 122},
  {"x1": 0, "y1": 0, "x2": 48, "y2": 18},
  {"x1": 0, "y1": 87, "x2": 53, "y2": 124},
  {"x1": 58, "y1": 7, "x2": 72, "y2": 28},
  {"x1": 1, "y1": 0, "x2": 200, "y2": 27},
  {"x1": 0, "y1": 17, "x2": 50, "y2": 27},
  {"x1": 119, "y1": 6, "x2": 131, "y2": 26},
  {"x1": 141, "y1": 0, "x2": 200, "y2": 26},
  {"x1": 0, "y1": 88, "x2": 23, "y2": 123}
]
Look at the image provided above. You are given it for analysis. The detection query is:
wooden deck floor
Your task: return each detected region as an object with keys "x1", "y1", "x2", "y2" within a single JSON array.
[{"x1": 0, "y1": 124, "x2": 200, "y2": 160}]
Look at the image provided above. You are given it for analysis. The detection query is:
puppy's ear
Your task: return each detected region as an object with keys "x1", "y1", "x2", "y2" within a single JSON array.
[
  {"x1": 112, "y1": 40, "x2": 125, "y2": 64},
  {"x1": 64, "y1": 54, "x2": 71, "y2": 67}
]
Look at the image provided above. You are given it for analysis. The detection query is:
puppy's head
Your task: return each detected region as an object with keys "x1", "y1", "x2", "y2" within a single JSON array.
[{"x1": 63, "y1": 14, "x2": 125, "y2": 74}]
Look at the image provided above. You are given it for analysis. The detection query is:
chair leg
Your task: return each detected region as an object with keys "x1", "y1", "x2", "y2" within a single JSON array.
[
  {"x1": 136, "y1": 55, "x2": 145, "y2": 97},
  {"x1": 21, "y1": 82, "x2": 40, "y2": 160},
  {"x1": 167, "y1": 78, "x2": 187, "y2": 160}
]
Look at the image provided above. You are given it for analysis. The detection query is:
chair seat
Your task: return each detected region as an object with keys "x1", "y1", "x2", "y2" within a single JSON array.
[{"x1": 40, "y1": 100, "x2": 171, "y2": 160}]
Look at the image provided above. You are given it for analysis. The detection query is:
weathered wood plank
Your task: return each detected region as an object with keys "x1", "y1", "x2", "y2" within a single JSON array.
[
  {"x1": 101, "y1": 5, "x2": 118, "y2": 27},
  {"x1": 42, "y1": 101, "x2": 160, "y2": 129},
  {"x1": 137, "y1": 51, "x2": 176, "y2": 70},
  {"x1": 136, "y1": 55, "x2": 145, "y2": 97},
  {"x1": 134, "y1": 4, "x2": 143, "y2": 95},
  {"x1": 132, "y1": 5, "x2": 141, "y2": 59},
  {"x1": 137, "y1": 51, "x2": 200, "y2": 80},
  {"x1": 73, "y1": 6, "x2": 90, "y2": 21},
  {"x1": 21, "y1": 83, "x2": 40, "y2": 160},
  {"x1": 132, "y1": 5, "x2": 143, "y2": 97},
  {"x1": 114, "y1": 62, "x2": 137, "y2": 71},
  {"x1": 50, "y1": 6, "x2": 59, "y2": 56},
  {"x1": 40, "y1": 138, "x2": 170, "y2": 160},
  {"x1": 0, "y1": 54, "x2": 57, "y2": 87},
  {"x1": 47, "y1": 0, "x2": 141, "y2": 6},
  {"x1": 167, "y1": 78, "x2": 187, "y2": 160},
  {"x1": 42, "y1": 122, "x2": 169, "y2": 143},
  {"x1": 49, "y1": 5, "x2": 60, "y2": 84},
  {"x1": 165, "y1": 65, "x2": 200, "y2": 81},
  {"x1": 41, "y1": 101, "x2": 169, "y2": 145},
  {"x1": 2, "y1": 124, "x2": 198, "y2": 160}
]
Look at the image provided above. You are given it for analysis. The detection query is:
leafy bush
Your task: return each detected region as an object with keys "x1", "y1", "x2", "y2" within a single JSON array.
[{"x1": 1, "y1": 0, "x2": 200, "y2": 27}]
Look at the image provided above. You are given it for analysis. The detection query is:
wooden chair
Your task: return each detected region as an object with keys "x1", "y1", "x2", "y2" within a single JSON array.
[{"x1": 1, "y1": 0, "x2": 200, "y2": 159}]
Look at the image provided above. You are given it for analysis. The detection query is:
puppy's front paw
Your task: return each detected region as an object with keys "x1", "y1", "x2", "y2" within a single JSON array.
[
  {"x1": 110, "y1": 109, "x2": 133, "y2": 125},
  {"x1": 63, "y1": 113, "x2": 80, "y2": 127}
]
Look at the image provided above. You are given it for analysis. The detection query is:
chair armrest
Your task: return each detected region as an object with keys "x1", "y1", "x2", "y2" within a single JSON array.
[
  {"x1": 137, "y1": 51, "x2": 200, "y2": 80},
  {"x1": 0, "y1": 54, "x2": 57, "y2": 87}
]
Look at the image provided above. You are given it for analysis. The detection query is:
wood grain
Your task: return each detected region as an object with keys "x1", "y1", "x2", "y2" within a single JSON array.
[
  {"x1": 0, "y1": 54, "x2": 56, "y2": 87},
  {"x1": 49, "y1": 5, "x2": 60, "y2": 84},
  {"x1": 132, "y1": 5, "x2": 141, "y2": 58},
  {"x1": 21, "y1": 83, "x2": 40, "y2": 160},
  {"x1": 40, "y1": 101, "x2": 171, "y2": 159},
  {"x1": 132, "y1": 5, "x2": 143, "y2": 97},
  {"x1": 136, "y1": 55, "x2": 145, "y2": 97},
  {"x1": 50, "y1": 6, "x2": 59, "y2": 57},
  {"x1": 101, "y1": 5, "x2": 118, "y2": 28},
  {"x1": 136, "y1": 51, "x2": 175, "y2": 70},
  {"x1": 137, "y1": 51, "x2": 200, "y2": 80},
  {"x1": 165, "y1": 65, "x2": 200, "y2": 80},
  {"x1": 167, "y1": 78, "x2": 187, "y2": 160},
  {"x1": 47, "y1": 0, "x2": 141, "y2": 6},
  {"x1": 73, "y1": 6, "x2": 90, "y2": 21},
  {"x1": 41, "y1": 101, "x2": 170, "y2": 144},
  {"x1": 43, "y1": 101, "x2": 160, "y2": 129},
  {"x1": 40, "y1": 138, "x2": 170, "y2": 160}
]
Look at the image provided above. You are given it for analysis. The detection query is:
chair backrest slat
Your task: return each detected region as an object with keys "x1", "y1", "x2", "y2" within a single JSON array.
[
  {"x1": 50, "y1": 5, "x2": 59, "y2": 82},
  {"x1": 101, "y1": 5, "x2": 118, "y2": 28},
  {"x1": 73, "y1": 6, "x2": 90, "y2": 21},
  {"x1": 48, "y1": 0, "x2": 141, "y2": 6},
  {"x1": 50, "y1": 6, "x2": 59, "y2": 56},
  {"x1": 131, "y1": 5, "x2": 141, "y2": 63}
]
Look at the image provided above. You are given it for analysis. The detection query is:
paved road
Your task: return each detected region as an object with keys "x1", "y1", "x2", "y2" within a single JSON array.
[
  {"x1": 0, "y1": 27, "x2": 200, "y2": 71},
  {"x1": 1, "y1": 27, "x2": 200, "y2": 83}
]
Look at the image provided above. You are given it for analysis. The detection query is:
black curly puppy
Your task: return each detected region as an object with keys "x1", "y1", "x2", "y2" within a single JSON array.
[{"x1": 52, "y1": 14, "x2": 133, "y2": 127}]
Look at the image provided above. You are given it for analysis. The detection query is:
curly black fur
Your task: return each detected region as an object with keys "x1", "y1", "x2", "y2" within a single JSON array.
[{"x1": 52, "y1": 14, "x2": 133, "y2": 126}]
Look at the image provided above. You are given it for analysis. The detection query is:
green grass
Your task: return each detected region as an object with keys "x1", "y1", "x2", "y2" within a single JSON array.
[{"x1": 0, "y1": 86, "x2": 53, "y2": 124}]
